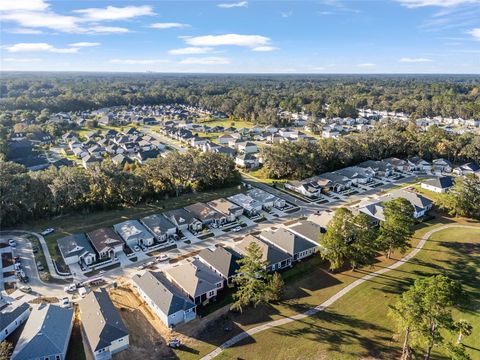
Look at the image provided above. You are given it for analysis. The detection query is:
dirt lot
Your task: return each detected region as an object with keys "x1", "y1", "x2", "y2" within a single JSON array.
[{"x1": 109, "y1": 283, "x2": 180, "y2": 360}]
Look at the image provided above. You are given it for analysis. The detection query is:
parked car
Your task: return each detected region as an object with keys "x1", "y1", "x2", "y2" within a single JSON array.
[
  {"x1": 19, "y1": 286, "x2": 32, "y2": 293},
  {"x1": 32, "y1": 245, "x2": 39, "y2": 253},
  {"x1": 168, "y1": 339, "x2": 181, "y2": 348},
  {"x1": 8, "y1": 239, "x2": 16, "y2": 247},
  {"x1": 14, "y1": 263, "x2": 22, "y2": 272},
  {"x1": 232, "y1": 226, "x2": 242, "y2": 232},
  {"x1": 64, "y1": 283, "x2": 77, "y2": 293},
  {"x1": 60, "y1": 297, "x2": 71, "y2": 308},
  {"x1": 140, "y1": 244, "x2": 147, "y2": 252},
  {"x1": 36, "y1": 261, "x2": 44, "y2": 271},
  {"x1": 78, "y1": 286, "x2": 87, "y2": 298},
  {"x1": 133, "y1": 245, "x2": 141, "y2": 252},
  {"x1": 13, "y1": 256, "x2": 21, "y2": 263},
  {"x1": 40, "y1": 228, "x2": 54, "y2": 236},
  {"x1": 156, "y1": 254, "x2": 170, "y2": 263},
  {"x1": 137, "y1": 264, "x2": 146, "y2": 270}
]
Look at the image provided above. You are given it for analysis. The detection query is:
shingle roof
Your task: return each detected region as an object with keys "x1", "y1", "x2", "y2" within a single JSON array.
[
  {"x1": 87, "y1": 228, "x2": 124, "y2": 253},
  {"x1": 113, "y1": 220, "x2": 153, "y2": 243},
  {"x1": 132, "y1": 272, "x2": 195, "y2": 316},
  {"x1": 165, "y1": 259, "x2": 223, "y2": 298},
  {"x1": 236, "y1": 235, "x2": 291, "y2": 266},
  {"x1": 385, "y1": 189, "x2": 433, "y2": 211},
  {"x1": 422, "y1": 176, "x2": 454, "y2": 189},
  {"x1": 57, "y1": 233, "x2": 95, "y2": 260},
  {"x1": 0, "y1": 303, "x2": 30, "y2": 331},
  {"x1": 260, "y1": 228, "x2": 317, "y2": 256},
  {"x1": 79, "y1": 288, "x2": 128, "y2": 352},
  {"x1": 12, "y1": 304, "x2": 73, "y2": 360},
  {"x1": 198, "y1": 247, "x2": 242, "y2": 279},
  {"x1": 140, "y1": 214, "x2": 176, "y2": 237},
  {"x1": 288, "y1": 221, "x2": 323, "y2": 243}
]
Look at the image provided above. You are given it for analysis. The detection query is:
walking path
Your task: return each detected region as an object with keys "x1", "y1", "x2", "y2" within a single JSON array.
[{"x1": 200, "y1": 224, "x2": 479, "y2": 360}]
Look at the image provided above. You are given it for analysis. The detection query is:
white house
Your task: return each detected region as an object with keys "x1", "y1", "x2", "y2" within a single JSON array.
[
  {"x1": 0, "y1": 302, "x2": 30, "y2": 341},
  {"x1": 421, "y1": 176, "x2": 454, "y2": 193},
  {"x1": 114, "y1": 220, "x2": 155, "y2": 248}
]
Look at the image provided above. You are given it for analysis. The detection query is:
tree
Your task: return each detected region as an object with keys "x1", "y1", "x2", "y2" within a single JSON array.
[
  {"x1": 0, "y1": 341, "x2": 12, "y2": 360},
  {"x1": 454, "y1": 320, "x2": 472, "y2": 345},
  {"x1": 439, "y1": 174, "x2": 480, "y2": 220},
  {"x1": 349, "y1": 213, "x2": 379, "y2": 270},
  {"x1": 389, "y1": 275, "x2": 465, "y2": 360},
  {"x1": 377, "y1": 198, "x2": 415, "y2": 258},
  {"x1": 232, "y1": 241, "x2": 270, "y2": 313},
  {"x1": 266, "y1": 272, "x2": 284, "y2": 302},
  {"x1": 446, "y1": 344, "x2": 471, "y2": 360}
]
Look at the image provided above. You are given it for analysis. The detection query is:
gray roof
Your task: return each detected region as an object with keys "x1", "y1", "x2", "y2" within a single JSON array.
[
  {"x1": 184, "y1": 202, "x2": 223, "y2": 222},
  {"x1": 140, "y1": 214, "x2": 176, "y2": 237},
  {"x1": 206, "y1": 198, "x2": 242, "y2": 216},
  {"x1": 87, "y1": 228, "x2": 124, "y2": 253},
  {"x1": 236, "y1": 235, "x2": 291, "y2": 266},
  {"x1": 247, "y1": 188, "x2": 277, "y2": 203},
  {"x1": 288, "y1": 221, "x2": 323, "y2": 243},
  {"x1": 79, "y1": 288, "x2": 128, "y2": 352},
  {"x1": 12, "y1": 304, "x2": 73, "y2": 360},
  {"x1": 385, "y1": 189, "x2": 433, "y2": 212},
  {"x1": 358, "y1": 202, "x2": 386, "y2": 222},
  {"x1": 260, "y1": 228, "x2": 318, "y2": 256},
  {"x1": 307, "y1": 210, "x2": 335, "y2": 229},
  {"x1": 165, "y1": 258, "x2": 223, "y2": 298},
  {"x1": 0, "y1": 302, "x2": 30, "y2": 331},
  {"x1": 198, "y1": 247, "x2": 242, "y2": 279},
  {"x1": 164, "y1": 208, "x2": 200, "y2": 226},
  {"x1": 57, "y1": 233, "x2": 95, "y2": 259},
  {"x1": 132, "y1": 272, "x2": 195, "y2": 316},
  {"x1": 113, "y1": 220, "x2": 153, "y2": 243},
  {"x1": 422, "y1": 176, "x2": 454, "y2": 189}
]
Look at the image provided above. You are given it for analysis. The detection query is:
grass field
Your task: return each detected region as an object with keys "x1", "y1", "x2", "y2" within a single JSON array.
[
  {"x1": 196, "y1": 118, "x2": 255, "y2": 129},
  {"x1": 216, "y1": 219, "x2": 480, "y2": 360},
  {"x1": 15, "y1": 186, "x2": 243, "y2": 261}
]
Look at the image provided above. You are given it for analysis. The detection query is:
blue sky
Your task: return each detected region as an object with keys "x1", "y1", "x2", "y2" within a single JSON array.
[{"x1": 1, "y1": 0, "x2": 479, "y2": 73}]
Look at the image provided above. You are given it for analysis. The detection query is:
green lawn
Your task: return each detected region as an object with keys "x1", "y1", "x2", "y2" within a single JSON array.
[
  {"x1": 196, "y1": 118, "x2": 255, "y2": 129},
  {"x1": 216, "y1": 222, "x2": 480, "y2": 360},
  {"x1": 16, "y1": 186, "x2": 243, "y2": 260}
]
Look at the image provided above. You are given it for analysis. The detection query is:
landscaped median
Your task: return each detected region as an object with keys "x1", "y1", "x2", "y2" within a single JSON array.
[{"x1": 161, "y1": 216, "x2": 479, "y2": 360}]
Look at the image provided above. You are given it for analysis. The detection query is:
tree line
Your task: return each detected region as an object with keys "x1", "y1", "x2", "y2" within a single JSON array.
[
  {"x1": 0, "y1": 150, "x2": 240, "y2": 227},
  {"x1": 1, "y1": 74, "x2": 479, "y2": 124},
  {"x1": 263, "y1": 122, "x2": 480, "y2": 179}
]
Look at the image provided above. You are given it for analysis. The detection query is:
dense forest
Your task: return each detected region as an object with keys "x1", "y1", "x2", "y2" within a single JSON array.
[
  {"x1": 0, "y1": 150, "x2": 240, "y2": 227},
  {"x1": 262, "y1": 122, "x2": 480, "y2": 179},
  {"x1": 1, "y1": 73, "x2": 480, "y2": 123}
]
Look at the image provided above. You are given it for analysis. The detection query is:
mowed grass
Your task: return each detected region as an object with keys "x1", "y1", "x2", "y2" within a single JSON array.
[
  {"x1": 14, "y1": 186, "x2": 243, "y2": 260},
  {"x1": 170, "y1": 216, "x2": 464, "y2": 360},
  {"x1": 217, "y1": 220, "x2": 480, "y2": 360},
  {"x1": 197, "y1": 118, "x2": 255, "y2": 129}
]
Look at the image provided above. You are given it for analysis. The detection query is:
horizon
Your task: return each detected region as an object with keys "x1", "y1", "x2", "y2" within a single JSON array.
[{"x1": 1, "y1": 0, "x2": 479, "y2": 74}]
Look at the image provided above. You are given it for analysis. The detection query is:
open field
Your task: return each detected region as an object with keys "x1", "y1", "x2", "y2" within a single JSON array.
[
  {"x1": 157, "y1": 215, "x2": 473, "y2": 359},
  {"x1": 196, "y1": 119, "x2": 255, "y2": 129},
  {"x1": 13, "y1": 186, "x2": 243, "y2": 261},
  {"x1": 216, "y1": 219, "x2": 480, "y2": 360}
]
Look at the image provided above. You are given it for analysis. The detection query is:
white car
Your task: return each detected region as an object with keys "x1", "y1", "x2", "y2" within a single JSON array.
[
  {"x1": 60, "y1": 297, "x2": 71, "y2": 308},
  {"x1": 64, "y1": 284, "x2": 77, "y2": 293},
  {"x1": 8, "y1": 239, "x2": 16, "y2": 247},
  {"x1": 232, "y1": 226, "x2": 242, "y2": 232},
  {"x1": 156, "y1": 254, "x2": 170, "y2": 262},
  {"x1": 133, "y1": 245, "x2": 141, "y2": 252},
  {"x1": 40, "y1": 228, "x2": 54, "y2": 236},
  {"x1": 77, "y1": 286, "x2": 87, "y2": 298}
]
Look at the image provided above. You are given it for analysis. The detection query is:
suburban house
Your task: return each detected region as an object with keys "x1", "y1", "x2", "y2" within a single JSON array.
[
  {"x1": 184, "y1": 202, "x2": 227, "y2": 226},
  {"x1": 0, "y1": 302, "x2": 30, "y2": 341},
  {"x1": 79, "y1": 288, "x2": 129, "y2": 360},
  {"x1": 288, "y1": 220, "x2": 323, "y2": 246},
  {"x1": 307, "y1": 210, "x2": 335, "y2": 231},
  {"x1": 432, "y1": 158, "x2": 453, "y2": 173},
  {"x1": 357, "y1": 201, "x2": 386, "y2": 225},
  {"x1": 284, "y1": 180, "x2": 322, "y2": 199},
  {"x1": 336, "y1": 166, "x2": 374, "y2": 185},
  {"x1": 164, "y1": 208, "x2": 203, "y2": 232},
  {"x1": 140, "y1": 214, "x2": 177, "y2": 242},
  {"x1": 383, "y1": 189, "x2": 433, "y2": 218},
  {"x1": 132, "y1": 271, "x2": 196, "y2": 328},
  {"x1": 235, "y1": 235, "x2": 292, "y2": 272},
  {"x1": 113, "y1": 220, "x2": 155, "y2": 248},
  {"x1": 235, "y1": 153, "x2": 260, "y2": 169},
  {"x1": 82, "y1": 155, "x2": 101, "y2": 169},
  {"x1": 236, "y1": 141, "x2": 258, "y2": 154},
  {"x1": 421, "y1": 176, "x2": 454, "y2": 193},
  {"x1": 197, "y1": 246, "x2": 242, "y2": 285},
  {"x1": 57, "y1": 233, "x2": 97, "y2": 266},
  {"x1": 384, "y1": 157, "x2": 410, "y2": 172},
  {"x1": 358, "y1": 160, "x2": 394, "y2": 177},
  {"x1": 319, "y1": 172, "x2": 352, "y2": 192},
  {"x1": 206, "y1": 198, "x2": 244, "y2": 222},
  {"x1": 12, "y1": 304, "x2": 73, "y2": 360},
  {"x1": 164, "y1": 258, "x2": 224, "y2": 305},
  {"x1": 453, "y1": 162, "x2": 480, "y2": 175},
  {"x1": 259, "y1": 228, "x2": 318, "y2": 261},
  {"x1": 407, "y1": 157, "x2": 431, "y2": 173},
  {"x1": 228, "y1": 193, "x2": 262, "y2": 216},
  {"x1": 247, "y1": 188, "x2": 285, "y2": 210},
  {"x1": 87, "y1": 228, "x2": 125, "y2": 260}
]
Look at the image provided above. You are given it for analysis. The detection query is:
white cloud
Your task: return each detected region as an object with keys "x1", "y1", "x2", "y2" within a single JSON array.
[
  {"x1": 73, "y1": 5, "x2": 154, "y2": 21},
  {"x1": 151, "y1": 22, "x2": 190, "y2": 29},
  {"x1": 168, "y1": 47, "x2": 213, "y2": 55},
  {"x1": 397, "y1": 0, "x2": 480, "y2": 7},
  {"x1": 2, "y1": 57, "x2": 41, "y2": 62},
  {"x1": 281, "y1": 11, "x2": 293, "y2": 18},
  {"x1": 400, "y1": 57, "x2": 433, "y2": 62},
  {"x1": 179, "y1": 57, "x2": 230, "y2": 65},
  {"x1": 5, "y1": 42, "x2": 79, "y2": 53},
  {"x1": 85, "y1": 26, "x2": 129, "y2": 34},
  {"x1": 357, "y1": 63, "x2": 376, "y2": 67},
  {"x1": 69, "y1": 42, "x2": 100, "y2": 47},
  {"x1": 469, "y1": 28, "x2": 480, "y2": 39},
  {"x1": 0, "y1": 0, "x2": 48, "y2": 11},
  {"x1": 7, "y1": 28, "x2": 43, "y2": 34},
  {"x1": 1, "y1": 10, "x2": 79, "y2": 32},
  {"x1": 110, "y1": 59, "x2": 170, "y2": 65},
  {"x1": 252, "y1": 46, "x2": 278, "y2": 52},
  {"x1": 185, "y1": 34, "x2": 271, "y2": 48},
  {"x1": 217, "y1": 1, "x2": 248, "y2": 8}
]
